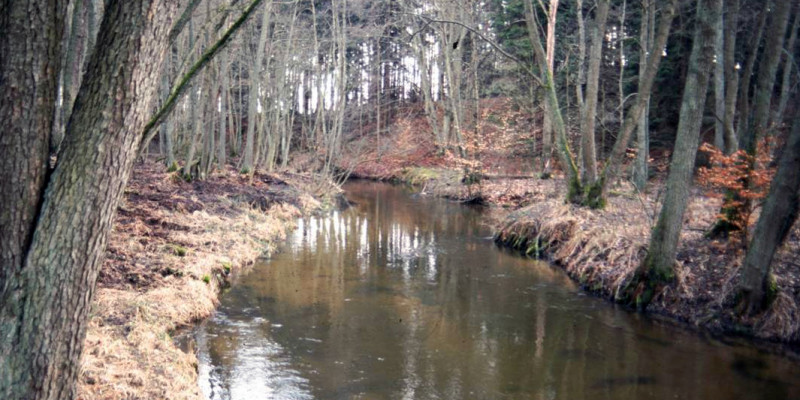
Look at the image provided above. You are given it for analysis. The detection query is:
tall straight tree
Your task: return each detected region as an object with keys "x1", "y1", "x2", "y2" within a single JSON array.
[
  {"x1": 632, "y1": 0, "x2": 655, "y2": 189},
  {"x1": 722, "y1": 0, "x2": 740, "y2": 154},
  {"x1": 625, "y1": 0, "x2": 722, "y2": 308},
  {"x1": 242, "y1": 0, "x2": 273, "y2": 173},
  {"x1": 580, "y1": 0, "x2": 610, "y2": 187},
  {"x1": 542, "y1": 0, "x2": 560, "y2": 174}
]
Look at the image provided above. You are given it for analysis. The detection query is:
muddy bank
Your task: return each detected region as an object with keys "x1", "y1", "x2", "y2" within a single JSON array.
[
  {"x1": 365, "y1": 165, "x2": 800, "y2": 347},
  {"x1": 77, "y1": 162, "x2": 326, "y2": 400}
]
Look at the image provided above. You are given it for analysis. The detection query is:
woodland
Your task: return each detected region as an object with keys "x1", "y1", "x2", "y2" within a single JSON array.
[{"x1": 1, "y1": 0, "x2": 799, "y2": 398}]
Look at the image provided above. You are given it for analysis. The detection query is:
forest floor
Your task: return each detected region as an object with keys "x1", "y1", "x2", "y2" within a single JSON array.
[
  {"x1": 77, "y1": 161, "x2": 328, "y2": 400},
  {"x1": 343, "y1": 100, "x2": 800, "y2": 350}
]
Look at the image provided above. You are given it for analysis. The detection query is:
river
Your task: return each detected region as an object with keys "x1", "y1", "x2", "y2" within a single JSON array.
[{"x1": 196, "y1": 181, "x2": 798, "y2": 399}]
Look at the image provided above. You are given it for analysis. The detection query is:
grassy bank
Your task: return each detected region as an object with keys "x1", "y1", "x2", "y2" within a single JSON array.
[{"x1": 77, "y1": 162, "x2": 325, "y2": 400}]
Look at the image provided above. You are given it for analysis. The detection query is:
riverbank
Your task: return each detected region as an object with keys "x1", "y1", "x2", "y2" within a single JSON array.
[
  {"x1": 351, "y1": 159, "x2": 800, "y2": 347},
  {"x1": 77, "y1": 162, "x2": 326, "y2": 400}
]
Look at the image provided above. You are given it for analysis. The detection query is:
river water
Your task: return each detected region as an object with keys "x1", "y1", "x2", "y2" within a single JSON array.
[{"x1": 197, "y1": 181, "x2": 798, "y2": 399}]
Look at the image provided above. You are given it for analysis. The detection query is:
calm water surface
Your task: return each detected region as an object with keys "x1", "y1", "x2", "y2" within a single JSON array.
[{"x1": 197, "y1": 181, "x2": 799, "y2": 399}]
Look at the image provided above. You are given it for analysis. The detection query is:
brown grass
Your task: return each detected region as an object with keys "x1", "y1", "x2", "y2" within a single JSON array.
[{"x1": 77, "y1": 162, "x2": 322, "y2": 400}]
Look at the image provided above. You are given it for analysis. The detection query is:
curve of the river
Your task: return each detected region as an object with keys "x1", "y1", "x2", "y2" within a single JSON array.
[{"x1": 197, "y1": 181, "x2": 799, "y2": 399}]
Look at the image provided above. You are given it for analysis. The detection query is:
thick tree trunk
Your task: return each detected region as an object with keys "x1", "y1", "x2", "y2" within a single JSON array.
[
  {"x1": 627, "y1": 0, "x2": 721, "y2": 308},
  {"x1": 0, "y1": 0, "x2": 66, "y2": 307},
  {"x1": 737, "y1": 109, "x2": 800, "y2": 314},
  {"x1": 581, "y1": 0, "x2": 610, "y2": 186},
  {"x1": 0, "y1": 1, "x2": 177, "y2": 399}
]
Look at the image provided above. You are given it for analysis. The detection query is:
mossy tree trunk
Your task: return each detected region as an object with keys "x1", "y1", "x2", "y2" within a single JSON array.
[{"x1": 624, "y1": 0, "x2": 722, "y2": 309}]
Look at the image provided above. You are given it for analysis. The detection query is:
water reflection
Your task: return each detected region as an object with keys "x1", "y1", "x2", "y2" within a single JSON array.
[{"x1": 198, "y1": 181, "x2": 799, "y2": 400}]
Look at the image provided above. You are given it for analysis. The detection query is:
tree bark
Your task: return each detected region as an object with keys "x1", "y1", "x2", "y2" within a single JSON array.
[
  {"x1": 541, "y1": 0, "x2": 560, "y2": 174},
  {"x1": 581, "y1": 0, "x2": 610, "y2": 186},
  {"x1": 243, "y1": 1, "x2": 273, "y2": 173},
  {"x1": 628, "y1": 0, "x2": 721, "y2": 308},
  {"x1": 0, "y1": 0, "x2": 66, "y2": 310},
  {"x1": 773, "y1": 5, "x2": 799, "y2": 129},
  {"x1": 713, "y1": 4, "x2": 725, "y2": 150},
  {"x1": 737, "y1": 108, "x2": 800, "y2": 314},
  {"x1": 632, "y1": 0, "x2": 654, "y2": 190},
  {"x1": 722, "y1": 0, "x2": 740, "y2": 154},
  {"x1": 0, "y1": 1, "x2": 178, "y2": 398}
]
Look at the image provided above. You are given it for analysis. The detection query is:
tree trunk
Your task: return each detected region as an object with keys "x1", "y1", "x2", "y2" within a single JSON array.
[
  {"x1": 243, "y1": 1, "x2": 272, "y2": 173},
  {"x1": 632, "y1": 0, "x2": 654, "y2": 190},
  {"x1": 722, "y1": 0, "x2": 740, "y2": 154},
  {"x1": 735, "y1": 1, "x2": 768, "y2": 140},
  {"x1": 54, "y1": 0, "x2": 88, "y2": 154},
  {"x1": 737, "y1": 108, "x2": 800, "y2": 314},
  {"x1": 541, "y1": 0, "x2": 560, "y2": 174},
  {"x1": 219, "y1": 51, "x2": 230, "y2": 167},
  {"x1": 0, "y1": 0, "x2": 67, "y2": 315},
  {"x1": 581, "y1": 0, "x2": 610, "y2": 187},
  {"x1": 160, "y1": 52, "x2": 176, "y2": 169},
  {"x1": 738, "y1": 0, "x2": 792, "y2": 155},
  {"x1": 773, "y1": 5, "x2": 799, "y2": 129},
  {"x1": 0, "y1": 1, "x2": 178, "y2": 398},
  {"x1": 713, "y1": 4, "x2": 725, "y2": 150},
  {"x1": 626, "y1": 0, "x2": 721, "y2": 309}
]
